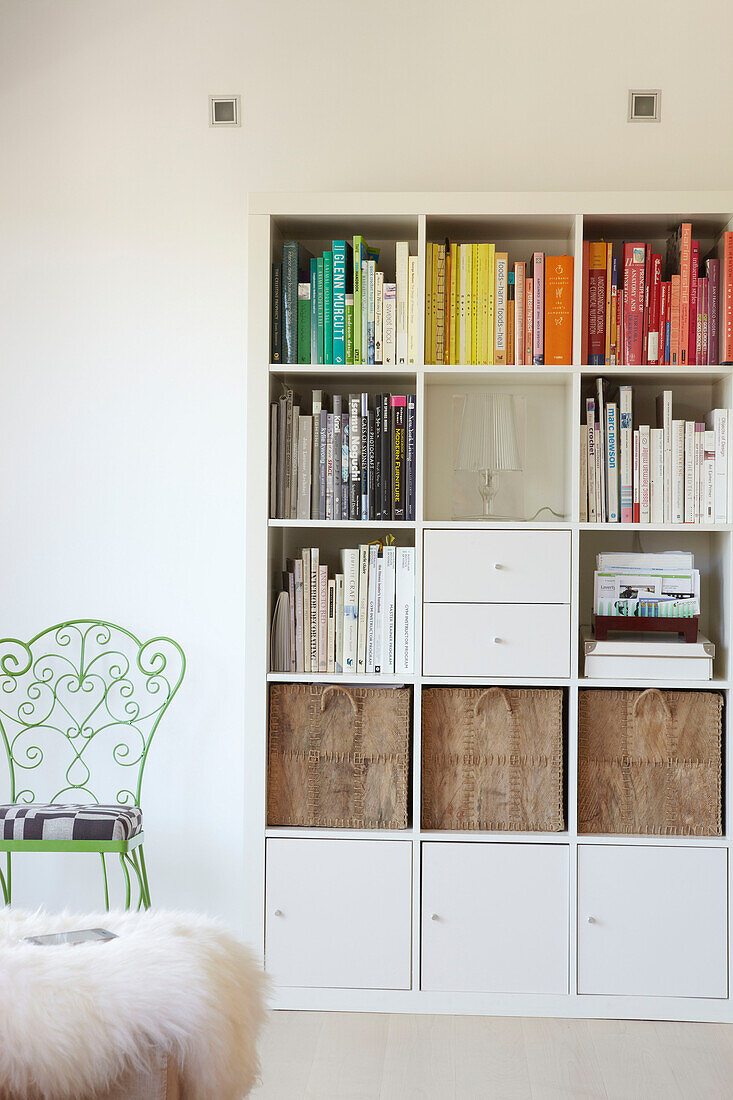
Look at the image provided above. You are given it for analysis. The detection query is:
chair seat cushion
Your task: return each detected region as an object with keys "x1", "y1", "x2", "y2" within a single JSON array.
[{"x1": 0, "y1": 804, "x2": 142, "y2": 843}]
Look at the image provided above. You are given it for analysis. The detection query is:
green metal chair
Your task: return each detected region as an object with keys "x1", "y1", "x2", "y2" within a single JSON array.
[{"x1": 0, "y1": 620, "x2": 185, "y2": 910}]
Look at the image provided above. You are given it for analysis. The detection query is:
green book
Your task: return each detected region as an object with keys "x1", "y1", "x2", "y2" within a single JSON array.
[
  {"x1": 345, "y1": 293, "x2": 354, "y2": 364},
  {"x1": 297, "y1": 282, "x2": 311, "y2": 364},
  {"x1": 323, "y1": 251, "x2": 333, "y2": 365},
  {"x1": 316, "y1": 256, "x2": 324, "y2": 364},
  {"x1": 310, "y1": 259, "x2": 318, "y2": 364}
]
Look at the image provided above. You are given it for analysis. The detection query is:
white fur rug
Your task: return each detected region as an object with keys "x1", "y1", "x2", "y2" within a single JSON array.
[{"x1": 0, "y1": 908, "x2": 268, "y2": 1100}]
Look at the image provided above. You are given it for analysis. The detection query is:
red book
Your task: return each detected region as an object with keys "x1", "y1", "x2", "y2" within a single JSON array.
[
  {"x1": 688, "y1": 240, "x2": 699, "y2": 364},
  {"x1": 622, "y1": 243, "x2": 646, "y2": 365},
  {"x1": 722, "y1": 232, "x2": 733, "y2": 364},
  {"x1": 679, "y1": 223, "x2": 692, "y2": 364},
  {"x1": 588, "y1": 243, "x2": 607, "y2": 364},
  {"x1": 647, "y1": 254, "x2": 662, "y2": 365},
  {"x1": 581, "y1": 240, "x2": 590, "y2": 365},
  {"x1": 701, "y1": 278, "x2": 709, "y2": 366},
  {"x1": 641, "y1": 247, "x2": 652, "y2": 365},
  {"x1": 659, "y1": 281, "x2": 669, "y2": 365}
]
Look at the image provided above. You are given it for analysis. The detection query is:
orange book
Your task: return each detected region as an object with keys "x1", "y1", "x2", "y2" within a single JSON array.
[
  {"x1": 679, "y1": 223, "x2": 692, "y2": 364},
  {"x1": 670, "y1": 275, "x2": 681, "y2": 364},
  {"x1": 545, "y1": 256, "x2": 574, "y2": 365},
  {"x1": 525, "y1": 278, "x2": 533, "y2": 364},
  {"x1": 580, "y1": 240, "x2": 590, "y2": 364}
]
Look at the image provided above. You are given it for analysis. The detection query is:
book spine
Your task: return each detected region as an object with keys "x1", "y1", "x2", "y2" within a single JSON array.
[
  {"x1": 647, "y1": 253, "x2": 662, "y2": 364},
  {"x1": 310, "y1": 413, "x2": 320, "y2": 520},
  {"x1": 639, "y1": 424, "x2": 650, "y2": 524},
  {"x1": 695, "y1": 277, "x2": 704, "y2": 366},
  {"x1": 392, "y1": 396, "x2": 406, "y2": 520},
  {"x1": 514, "y1": 262, "x2": 526, "y2": 366},
  {"x1": 407, "y1": 254, "x2": 419, "y2": 365},
  {"x1": 506, "y1": 272, "x2": 515, "y2": 365},
  {"x1": 356, "y1": 544, "x2": 370, "y2": 673},
  {"x1": 332, "y1": 241, "x2": 346, "y2": 364},
  {"x1": 610, "y1": 256, "x2": 618, "y2": 364},
  {"x1": 381, "y1": 393, "x2": 391, "y2": 521},
  {"x1": 366, "y1": 544, "x2": 378, "y2": 673},
  {"x1": 309, "y1": 548, "x2": 319, "y2": 670},
  {"x1": 579, "y1": 423, "x2": 588, "y2": 522},
  {"x1": 449, "y1": 243, "x2": 458, "y2": 365},
  {"x1": 605, "y1": 403, "x2": 619, "y2": 522},
  {"x1": 316, "y1": 256, "x2": 325, "y2": 364},
  {"x1": 459, "y1": 245, "x2": 468, "y2": 364},
  {"x1": 395, "y1": 547, "x2": 414, "y2": 675},
  {"x1": 323, "y1": 250, "x2": 333, "y2": 364},
  {"x1": 641, "y1": 246, "x2": 651, "y2": 365},
  {"x1": 382, "y1": 546, "x2": 396, "y2": 673},
  {"x1": 679, "y1": 222, "x2": 692, "y2": 364},
  {"x1": 332, "y1": 397, "x2": 342, "y2": 521},
  {"x1": 588, "y1": 242, "x2": 606, "y2": 365},
  {"x1": 478, "y1": 243, "x2": 489, "y2": 363},
  {"x1": 297, "y1": 282, "x2": 311, "y2": 364},
  {"x1": 531, "y1": 252, "x2": 544, "y2": 364},
  {"x1": 707, "y1": 257, "x2": 720, "y2": 365},
  {"x1": 374, "y1": 269, "x2": 384, "y2": 364},
  {"x1": 657, "y1": 390, "x2": 672, "y2": 524},
  {"x1": 271, "y1": 262, "x2": 283, "y2": 364},
  {"x1": 287, "y1": 571, "x2": 296, "y2": 671},
  {"x1": 723, "y1": 233, "x2": 733, "y2": 363},
  {"x1": 308, "y1": 259, "x2": 317, "y2": 364},
  {"x1": 494, "y1": 252, "x2": 508, "y2": 365},
  {"x1": 297, "y1": 416, "x2": 311, "y2": 520},
  {"x1": 544, "y1": 255, "x2": 574, "y2": 364},
  {"x1": 349, "y1": 394, "x2": 360, "y2": 520},
  {"x1": 325, "y1": 412, "x2": 334, "y2": 520},
  {"x1": 353, "y1": 238, "x2": 362, "y2": 365},
  {"x1": 650, "y1": 429, "x2": 664, "y2": 523},
  {"x1": 367, "y1": 259, "x2": 376, "y2": 364},
  {"x1": 443, "y1": 243, "x2": 451, "y2": 365},
  {"x1": 345, "y1": 293, "x2": 354, "y2": 364},
  {"x1": 282, "y1": 242, "x2": 300, "y2": 364},
  {"x1": 302, "y1": 549, "x2": 311, "y2": 673},
  {"x1": 341, "y1": 548, "x2": 359, "y2": 673},
  {"x1": 633, "y1": 429, "x2": 640, "y2": 522},
  {"x1": 383, "y1": 283, "x2": 396, "y2": 366},
  {"x1": 406, "y1": 393, "x2": 416, "y2": 522},
  {"x1": 470, "y1": 244, "x2": 478, "y2": 364},
  {"x1": 335, "y1": 573, "x2": 345, "y2": 674},
  {"x1": 708, "y1": 409, "x2": 729, "y2": 522},
  {"x1": 373, "y1": 554, "x2": 385, "y2": 674},
  {"x1": 486, "y1": 244, "x2": 495, "y2": 364},
  {"x1": 374, "y1": 395, "x2": 382, "y2": 521},
  {"x1": 595, "y1": 378, "x2": 607, "y2": 522},
  {"x1": 270, "y1": 403, "x2": 278, "y2": 519},
  {"x1": 290, "y1": 406, "x2": 299, "y2": 518},
  {"x1": 525, "y1": 279, "x2": 533, "y2": 364},
  {"x1": 319, "y1": 409, "x2": 327, "y2": 519},
  {"x1": 604, "y1": 244, "x2": 612, "y2": 364},
  {"x1": 360, "y1": 393, "x2": 369, "y2": 520},
  {"x1": 396, "y1": 242, "x2": 409, "y2": 365},
  {"x1": 670, "y1": 275, "x2": 680, "y2": 364},
  {"x1": 326, "y1": 579, "x2": 336, "y2": 674},
  {"x1": 425, "y1": 242, "x2": 434, "y2": 364},
  {"x1": 619, "y1": 386, "x2": 633, "y2": 523},
  {"x1": 688, "y1": 241, "x2": 699, "y2": 364},
  {"x1": 694, "y1": 421, "x2": 704, "y2": 523},
  {"x1": 671, "y1": 420, "x2": 685, "y2": 523},
  {"x1": 294, "y1": 558, "x2": 304, "y2": 673},
  {"x1": 581, "y1": 239, "x2": 590, "y2": 364},
  {"x1": 435, "y1": 244, "x2": 446, "y2": 366},
  {"x1": 701, "y1": 279, "x2": 709, "y2": 366},
  {"x1": 278, "y1": 396, "x2": 287, "y2": 519},
  {"x1": 659, "y1": 281, "x2": 669, "y2": 365},
  {"x1": 623, "y1": 243, "x2": 646, "y2": 365},
  {"x1": 704, "y1": 430, "x2": 716, "y2": 522},
  {"x1": 594, "y1": 425, "x2": 603, "y2": 521},
  {"x1": 684, "y1": 420, "x2": 695, "y2": 523},
  {"x1": 341, "y1": 416, "x2": 349, "y2": 519},
  {"x1": 586, "y1": 398, "x2": 597, "y2": 522},
  {"x1": 360, "y1": 260, "x2": 367, "y2": 366},
  {"x1": 317, "y1": 565, "x2": 327, "y2": 672},
  {"x1": 368, "y1": 408, "x2": 375, "y2": 520}
]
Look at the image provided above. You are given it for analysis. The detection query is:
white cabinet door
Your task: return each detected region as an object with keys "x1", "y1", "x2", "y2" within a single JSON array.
[
  {"x1": 266, "y1": 839, "x2": 412, "y2": 989},
  {"x1": 424, "y1": 529, "x2": 571, "y2": 604},
  {"x1": 422, "y1": 842, "x2": 569, "y2": 994},
  {"x1": 423, "y1": 602, "x2": 570, "y2": 677},
  {"x1": 578, "y1": 845, "x2": 728, "y2": 998}
]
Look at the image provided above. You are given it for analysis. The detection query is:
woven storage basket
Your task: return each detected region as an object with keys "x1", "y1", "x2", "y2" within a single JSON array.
[
  {"x1": 268, "y1": 683, "x2": 411, "y2": 828},
  {"x1": 578, "y1": 688, "x2": 723, "y2": 836},
  {"x1": 421, "y1": 686, "x2": 564, "y2": 831}
]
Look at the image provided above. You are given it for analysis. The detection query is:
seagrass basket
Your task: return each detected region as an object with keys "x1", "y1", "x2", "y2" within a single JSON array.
[
  {"x1": 578, "y1": 688, "x2": 723, "y2": 836},
  {"x1": 267, "y1": 683, "x2": 411, "y2": 828},
  {"x1": 421, "y1": 686, "x2": 564, "y2": 831}
]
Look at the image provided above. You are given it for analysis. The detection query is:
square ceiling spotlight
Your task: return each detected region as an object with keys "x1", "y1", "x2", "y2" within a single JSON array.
[
  {"x1": 209, "y1": 96, "x2": 241, "y2": 127},
  {"x1": 628, "y1": 89, "x2": 661, "y2": 122}
]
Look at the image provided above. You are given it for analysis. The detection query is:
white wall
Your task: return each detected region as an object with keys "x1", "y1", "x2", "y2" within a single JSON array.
[{"x1": 1, "y1": 0, "x2": 732, "y2": 928}]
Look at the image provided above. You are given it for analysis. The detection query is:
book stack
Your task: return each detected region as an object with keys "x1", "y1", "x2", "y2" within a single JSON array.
[
  {"x1": 273, "y1": 238, "x2": 418, "y2": 366},
  {"x1": 270, "y1": 387, "x2": 416, "y2": 521},
  {"x1": 582, "y1": 226, "x2": 733, "y2": 366},
  {"x1": 424, "y1": 242, "x2": 573, "y2": 365},
  {"x1": 581, "y1": 381, "x2": 730, "y2": 524},
  {"x1": 593, "y1": 551, "x2": 700, "y2": 620},
  {"x1": 270, "y1": 543, "x2": 415, "y2": 675},
  {"x1": 582, "y1": 626, "x2": 714, "y2": 681}
]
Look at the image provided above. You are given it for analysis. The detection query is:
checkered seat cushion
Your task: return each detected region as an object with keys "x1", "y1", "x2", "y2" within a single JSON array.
[{"x1": 0, "y1": 803, "x2": 142, "y2": 842}]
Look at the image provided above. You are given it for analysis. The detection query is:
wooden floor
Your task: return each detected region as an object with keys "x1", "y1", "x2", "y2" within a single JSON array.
[{"x1": 253, "y1": 1011, "x2": 733, "y2": 1099}]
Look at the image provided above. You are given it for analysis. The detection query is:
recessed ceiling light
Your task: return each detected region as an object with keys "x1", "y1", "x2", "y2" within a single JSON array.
[{"x1": 628, "y1": 90, "x2": 661, "y2": 123}]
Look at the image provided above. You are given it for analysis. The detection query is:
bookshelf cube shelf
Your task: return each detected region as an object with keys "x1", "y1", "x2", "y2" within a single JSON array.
[{"x1": 247, "y1": 192, "x2": 733, "y2": 1023}]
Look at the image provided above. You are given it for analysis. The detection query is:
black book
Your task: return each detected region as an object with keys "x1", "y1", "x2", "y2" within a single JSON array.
[
  {"x1": 368, "y1": 408, "x2": 376, "y2": 520},
  {"x1": 374, "y1": 395, "x2": 382, "y2": 520},
  {"x1": 381, "y1": 393, "x2": 391, "y2": 521},
  {"x1": 271, "y1": 262, "x2": 282, "y2": 364}
]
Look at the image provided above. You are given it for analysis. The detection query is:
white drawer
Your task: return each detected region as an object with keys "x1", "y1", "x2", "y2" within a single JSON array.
[
  {"x1": 578, "y1": 844, "x2": 727, "y2": 999},
  {"x1": 423, "y1": 603, "x2": 570, "y2": 677},
  {"x1": 424, "y1": 529, "x2": 571, "y2": 604},
  {"x1": 265, "y1": 839, "x2": 412, "y2": 989},
  {"x1": 422, "y1": 842, "x2": 569, "y2": 993}
]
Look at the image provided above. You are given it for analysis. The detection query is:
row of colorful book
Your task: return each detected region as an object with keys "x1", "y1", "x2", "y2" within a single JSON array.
[
  {"x1": 270, "y1": 388, "x2": 416, "y2": 522},
  {"x1": 580, "y1": 381, "x2": 730, "y2": 524},
  {"x1": 582, "y1": 226, "x2": 733, "y2": 366},
  {"x1": 270, "y1": 543, "x2": 415, "y2": 675},
  {"x1": 272, "y1": 239, "x2": 419, "y2": 366},
  {"x1": 424, "y1": 242, "x2": 574, "y2": 366}
]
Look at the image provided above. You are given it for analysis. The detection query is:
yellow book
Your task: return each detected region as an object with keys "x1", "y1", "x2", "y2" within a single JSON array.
[
  {"x1": 425, "y1": 243, "x2": 434, "y2": 364},
  {"x1": 469, "y1": 244, "x2": 478, "y2": 365},
  {"x1": 494, "y1": 251, "x2": 509, "y2": 365},
  {"x1": 478, "y1": 243, "x2": 490, "y2": 364},
  {"x1": 486, "y1": 243, "x2": 495, "y2": 364},
  {"x1": 450, "y1": 242, "x2": 458, "y2": 365},
  {"x1": 431, "y1": 243, "x2": 439, "y2": 365},
  {"x1": 463, "y1": 245, "x2": 473, "y2": 364}
]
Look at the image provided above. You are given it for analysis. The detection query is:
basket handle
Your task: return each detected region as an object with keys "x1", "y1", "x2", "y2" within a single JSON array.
[
  {"x1": 631, "y1": 688, "x2": 672, "y2": 722},
  {"x1": 320, "y1": 684, "x2": 358, "y2": 715},
  {"x1": 475, "y1": 686, "x2": 513, "y2": 716}
]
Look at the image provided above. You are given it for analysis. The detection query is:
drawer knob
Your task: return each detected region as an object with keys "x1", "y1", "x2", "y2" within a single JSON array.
[
  {"x1": 587, "y1": 916, "x2": 596, "y2": 924},
  {"x1": 492, "y1": 636, "x2": 502, "y2": 645},
  {"x1": 431, "y1": 913, "x2": 439, "y2": 921},
  {"x1": 493, "y1": 562, "x2": 503, "y2": 571},
  {"x1": 274, "y1": 909, "x2": 283, "y2": 918}
]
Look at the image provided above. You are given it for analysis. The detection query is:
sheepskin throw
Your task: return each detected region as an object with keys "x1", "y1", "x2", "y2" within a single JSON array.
[{"x1": 0, "y1": 908, "x2": 268, "y2": 1100}]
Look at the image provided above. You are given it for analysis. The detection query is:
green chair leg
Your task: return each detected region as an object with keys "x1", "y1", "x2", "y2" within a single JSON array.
[
  {"x1": 100, "y1": 854, "x2": 110, "y2": 911},
  {"x1": 119, "y1": 853, "x2": 131, "y2": 910},
  {"x1": 0, "y1": 859, "x2": 8, "y2": 907},
  {"x1": 130, "y1": 850, "x2": 149, "y2": 911},
  {"x1": 5, "y1": 853, "x2": 11, "y2": 905},
  {"x1": 137, "y1": 844, "x2": 151, "y2": 908}
]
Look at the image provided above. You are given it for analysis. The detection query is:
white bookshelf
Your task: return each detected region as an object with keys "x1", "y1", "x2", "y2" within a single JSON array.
[{"x1": 245, "y1": 192, "x2": 733, "y2": 1022}]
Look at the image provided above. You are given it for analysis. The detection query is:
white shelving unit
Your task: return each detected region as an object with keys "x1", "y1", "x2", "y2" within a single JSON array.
[{"x1": 245, "y1": 192, "x2": 733, "y2": 1021}]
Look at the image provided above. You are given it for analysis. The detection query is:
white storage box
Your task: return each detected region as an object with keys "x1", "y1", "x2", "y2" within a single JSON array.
[{"x1": 582, "y1": 626, "x2": 714, "y2": 681}]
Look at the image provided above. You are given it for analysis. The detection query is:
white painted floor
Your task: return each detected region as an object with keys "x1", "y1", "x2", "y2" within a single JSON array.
[{"x1": 253, "y1": 1010, "x2": 733, "y2": 1099}]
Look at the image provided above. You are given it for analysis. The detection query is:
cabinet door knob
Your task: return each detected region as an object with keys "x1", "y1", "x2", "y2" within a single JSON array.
[
  {"x1": 492, "y1": 636, "x2": 502, "y2": 645},
  {"x1": 431, "y1": 913, "x2": 439, "y2": 921},
  {"x1": 274, "y1": 909, "x2": 283, "y2": 917},
  {"x1": 493, "y1": 562, "x2": 503, "y2": 570},
  {"x1": 587, "y1": 915, "x2": 596, "y2": 924}
]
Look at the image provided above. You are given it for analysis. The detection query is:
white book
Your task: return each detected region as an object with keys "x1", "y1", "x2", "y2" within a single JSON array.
[
  {"x1": 318, "y1": 565, "x2": 328, "y2": 673},
  {"x1": 309, "y1": 547, "x2": 319, "y2": 670},
  {"x1": 459, "y1": 244, "x2": 469, "y2": 365},
  {"x1": 671, "y1": 419, "x2": 685, "y2": 523},
  {"x1": 619, "y1": 386, "x2": 632, "y2": 523},
  {"x1": 325, "y1": 413, "x2": 334, "y2": 520},
  {"x1": 704, "y1": 429, "x2": 716, "y2": 522},
  {"x1": 375, "y1": 270, "x2": 384, "y2": 364},
  {"x1": 395, "y1": 242, "x2": 409, "y2": 365},
  {"x1": 706, "y1": 408, "x2": 729, "y2": 523},
  {"x1": 656, "y1": 390, "x2": 672, "y2": 523},
  {"x1": 302, "y1": 549, "x2": 311, "y2": 674},
  {"x1": 290, "y1": 408, "x2": 300, "y2": 518},
  {"x1": 365, "y1": 543, "x2": 378, "y2": 673},
  {"x1": 335, "y1": 574, "x2": 345, "y2": 674},
  {"x1": 579, "y1": 424, "x2": 588, "y2": 522},
  {"x1": 494, "y1": 252, "x2": 507, "y2": 359},
  {"x1": 633, "y1": 429, "x2": 640, "y2": 522},
  {"x1": 311, "y1": 412, "x2": 320, "y2": 519},
  {"x1": 294, "y1": 558, "x2": 304, "y2": 673},
  {"x1": 595, "y1": 379, "x2": 607, "y2": 521},
  {"x1": 586, "y1": 399, "x2": 597, "y2": 522},
  {"x1": 597, "y1": 550, "x2": 694, "y2": 571},
  {"x1": 373, "y1": 556, "x2": 385, "y2": 674},
  {"x1": 650, "y1": 428, "x2": 664, "y2": 524},
  {"x1": 605, "y1": 402, "x2": 619, "y2": 522},
  {"x1": 270, "y1": 403, "x2": 278, "y2": 519},
  {"x1": 327, "y1": 579, "x2": 336, "y2": 674},
  {"x1": 297, "y1": 415, "x2": 312, "y2": 520},
  {"x1": 340, "y1": 549, "x2": 359, "y2": 674},
  {"x1": 356, "y1": 543, "x2": 370, "y2": 673},
  {"x1": 639, "y1": 424, "x2": 650, "y2": 524},
  {"x1": 694, "y1": 423, "x2": 703, "y2": 523},
  {"x1": 395, "y1": 547, "x2": 414, "y2": 676},
  {"x1": 684, "y1": 420, "x2": 695, "y2": 524},
  {"x1": 594, "y1": 426, "x2": 603, "y2": 522},
  {"x1": 381, "y1": 545, "x2": 396, "y2": 674},
  {"x1": 407, "y1": 255, "x2": 419, "y2": 365},
  {"x1": 383, "y1": 283, "x2": 396, "y2": 366}
]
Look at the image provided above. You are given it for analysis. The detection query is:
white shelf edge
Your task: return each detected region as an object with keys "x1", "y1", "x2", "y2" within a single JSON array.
[
  {"x1": 269, "y1": 519, "x2": 416, "y2": 529},
  {"x1": 267, "y1": 672, "x2": 417, "y2": 684}
]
